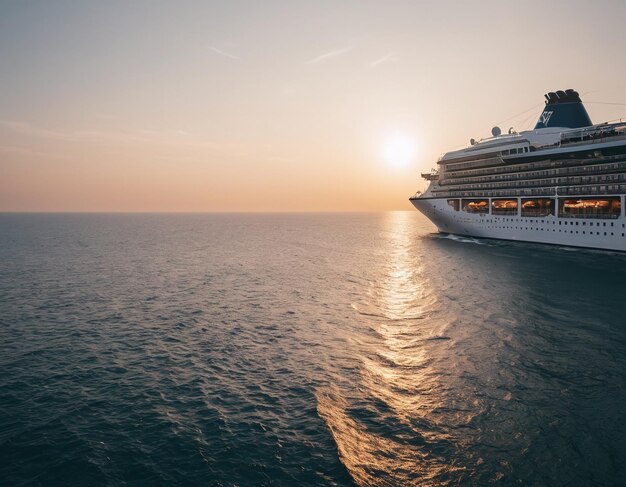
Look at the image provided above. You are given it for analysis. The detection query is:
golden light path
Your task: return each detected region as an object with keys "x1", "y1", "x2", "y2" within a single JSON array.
[{"x1": 318, "y1": 213, "x2": 467, "y2": 486}]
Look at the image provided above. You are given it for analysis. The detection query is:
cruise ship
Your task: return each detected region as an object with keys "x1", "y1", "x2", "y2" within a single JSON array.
[{"x1": 410, "y1": 89, "x2": 626, "y2": 251}]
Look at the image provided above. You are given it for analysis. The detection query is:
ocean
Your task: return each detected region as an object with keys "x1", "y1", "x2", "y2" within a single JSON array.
[{"x1": 1, "y1": 212, "x2": 625, "y2": 486}]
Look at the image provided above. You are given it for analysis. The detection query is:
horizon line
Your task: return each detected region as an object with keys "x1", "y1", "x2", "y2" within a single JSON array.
[{"x1": 0, "y1": 209, "x2": 414, "y2": 214}]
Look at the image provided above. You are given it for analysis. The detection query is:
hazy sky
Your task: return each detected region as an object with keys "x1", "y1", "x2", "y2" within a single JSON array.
[{"x1": 1, "y1": 0, "x2": 626, "y2": 211}]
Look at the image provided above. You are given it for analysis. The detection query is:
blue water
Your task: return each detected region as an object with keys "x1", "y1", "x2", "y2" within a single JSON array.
[{"x1": 1, "y1": 212, "x2": 625, "y2": 486}]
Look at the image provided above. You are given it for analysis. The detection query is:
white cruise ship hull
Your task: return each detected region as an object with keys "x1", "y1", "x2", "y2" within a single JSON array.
[{"x1": 412, "y1": 197, "x2": 626, "y2": 251}]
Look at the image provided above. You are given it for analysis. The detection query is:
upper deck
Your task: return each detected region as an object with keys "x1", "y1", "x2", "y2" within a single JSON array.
[
  {"x1": 436, "y1": 122, "x2": 626, "y2": 172},
  {"x1": 415, "y1": 90, "x2": 626, "y2": 200}
]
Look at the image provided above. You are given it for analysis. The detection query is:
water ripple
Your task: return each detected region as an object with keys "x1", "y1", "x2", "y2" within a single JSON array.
[{"x1": 1, "y1": 213, "x2": 625, "y2": 485}]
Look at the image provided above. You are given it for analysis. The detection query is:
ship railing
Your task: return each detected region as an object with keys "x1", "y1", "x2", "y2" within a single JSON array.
[{"x1": 559, "y1": 122, "x2": 626, "y2": 146}]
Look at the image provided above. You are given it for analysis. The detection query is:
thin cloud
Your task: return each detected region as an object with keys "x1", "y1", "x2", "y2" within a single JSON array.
[
  {"x1": 0, "y1": 144, "x2": 68, "y2": 159},
  {"x1": 209, "y1": 46, "x2": 240, "y2": 60},
  {"x1": 305, "y1": 46, "x2": 353, "y2": 65},
  {"x1": 0, "y1": 120, "x2": 72, "y2": 140},
  {"x1": 0, "y1": 120, "x2": 221, "y2": 149},
  {"x1": 0, "y1": 119, "x2": 152, "y2": 142},
  {"x1": 369, "y1": 53, "x2": 394, "y2": 68}
]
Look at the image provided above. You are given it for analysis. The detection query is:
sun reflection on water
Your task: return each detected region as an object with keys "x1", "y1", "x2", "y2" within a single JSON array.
[{"x1": 317, "y1": 212, "x2": 468, "y2": 485}]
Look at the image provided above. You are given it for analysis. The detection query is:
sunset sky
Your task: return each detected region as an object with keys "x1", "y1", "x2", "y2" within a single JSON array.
[{"x1": 1, "y1": 0, "x2": 626, "y2": 212}]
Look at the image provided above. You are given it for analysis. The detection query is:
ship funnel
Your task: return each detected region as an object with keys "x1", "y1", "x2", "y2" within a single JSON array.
[{"x1": 534, "y1": 89, "x2": 592, "y2": 129}]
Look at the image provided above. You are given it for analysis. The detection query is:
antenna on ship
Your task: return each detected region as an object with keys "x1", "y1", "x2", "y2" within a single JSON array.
[{"x1": 491, "y1": 126, "x2": 501, "y2": 137}]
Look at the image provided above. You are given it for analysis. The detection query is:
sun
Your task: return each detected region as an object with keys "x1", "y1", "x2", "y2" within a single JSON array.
[{"x1": 383, "y1": 134, "x2": 417, "y2": 168}]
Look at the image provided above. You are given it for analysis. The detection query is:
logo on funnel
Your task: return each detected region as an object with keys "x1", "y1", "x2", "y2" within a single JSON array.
[{"x1": 540, "y1": 110, "x2": 554, "y2": 126}]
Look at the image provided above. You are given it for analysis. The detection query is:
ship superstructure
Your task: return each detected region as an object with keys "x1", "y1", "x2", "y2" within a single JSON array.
[{"x1": 410, "y1": 89, "x2": 626, "y2": 251}]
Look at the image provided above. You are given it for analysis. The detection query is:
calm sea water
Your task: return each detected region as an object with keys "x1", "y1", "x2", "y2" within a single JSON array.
[{"x1": 1, "y1": 212, "x2": 625, "y2": 486}]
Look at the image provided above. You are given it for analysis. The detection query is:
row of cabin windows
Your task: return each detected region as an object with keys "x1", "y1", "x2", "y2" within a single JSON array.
[
  {"x1": 443, "y1": 148, "x2": 531, "y2": 172},
  {"x1": 480, "y1": 223, "x2": 623, "y2": 237},
  {"x1": 444, "y1": 154, "x2": 626, "y2": 180},
  {"x1": 501, "y1": 147, "x2": 530, "y2": 156},
  {"x1": 479, "y1": 217, "x2": 623, "y2": 229},
  {"x1": 440, "y1": 161, "x2": 626, "y2": 186},
  {"x1": 440, "y1": 173, "x2": 626, "y2": 193},
  {"x1": 443, "y1": 157, "x2": 507, "y2": 172},
  {"x1": 433, "y1": 183, "x2": 626, "y2": 198},
  {"x1": 443, "y1": 143, "x2": 625, "y2": 173},
  {"x1": 445, "y1": 160, "x2": 626, "y2": 181},
  {"x1": 447, "y1": 197, "x2": 622, "y2": 218}
]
